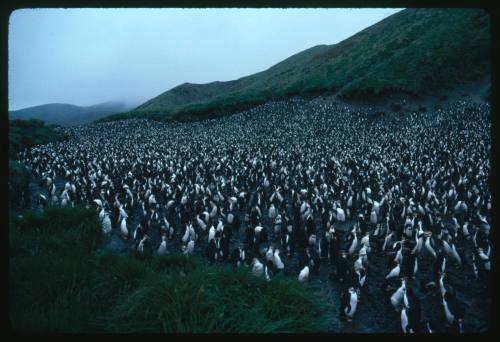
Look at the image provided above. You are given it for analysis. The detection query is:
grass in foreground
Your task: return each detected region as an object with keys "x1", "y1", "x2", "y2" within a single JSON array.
[{"x1": 9, "y1": 206, "x2": 329, "y2": 333}]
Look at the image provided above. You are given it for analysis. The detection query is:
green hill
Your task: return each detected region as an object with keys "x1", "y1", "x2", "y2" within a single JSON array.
[
  {"x1": 101, "y1": 8, "x2": 490, "y2": 123},
  {"x1": 8, "y1": 119, "x2": 69, "y2": 208},
  {"x1": 9, "y1": 101, "x2": 129, "y2": 126},
  {"x1": 9, "y1": 119, "x2": 68, "y2": 159}
]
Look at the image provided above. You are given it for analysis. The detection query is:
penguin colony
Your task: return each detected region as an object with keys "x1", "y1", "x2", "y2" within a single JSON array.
[{"x1": 21, "y1": 97, "x2": 491, "y2": 333}]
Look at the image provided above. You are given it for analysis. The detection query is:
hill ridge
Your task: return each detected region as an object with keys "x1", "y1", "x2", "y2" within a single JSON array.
[
  {"x1": 102, "y1": 8, "x2": 490, "y2": 123},
  {"x1": 9, "y1": 101, "x2": 131, "y2": 126}
]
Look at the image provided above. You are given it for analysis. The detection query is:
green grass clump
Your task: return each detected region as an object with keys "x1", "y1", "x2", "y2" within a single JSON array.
[
  {"x1": 9, "y1": 207, "x2": 101, "y2": 332},
  {"x1": 10, "y1": 207, "x2": 329, "y2": 333},
  {"x1": 8, "y1": 160, "x2": 32, "y2": 209},
  {"x1": 103, "y1": 264, "x2": 327, "y2": 333},
  {"x1": 8, "y1": 119, "x2": 68, "y2": 208},
  {"x1": 9, "y1": 119, "x2": 68, "y2": 159},
  {"x1": 15, "y1": 206, "x2": 103, "y2": 252}
]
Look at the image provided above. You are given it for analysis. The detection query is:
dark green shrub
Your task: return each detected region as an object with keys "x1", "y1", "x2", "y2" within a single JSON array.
[
  {"x1": 10, "y1": 207, "x2": 329, "y2": 333},
  {"x1": 9, "y1": 119, "x2": 68, "y2": 159},
  {"x1": 15, "y1": 206, "x2": 102, "y2": 251},
  {"x1": 8, "y1": 160, "x2": 32, "y2": 209},
  {"x1": 103, "y1": 263, "x2": 328, "y2": 333}
]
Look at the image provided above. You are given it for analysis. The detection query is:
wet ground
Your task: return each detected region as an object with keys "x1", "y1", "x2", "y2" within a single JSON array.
[{"x1": 30, "y1": 177, "x2": 491, "y2": 333}]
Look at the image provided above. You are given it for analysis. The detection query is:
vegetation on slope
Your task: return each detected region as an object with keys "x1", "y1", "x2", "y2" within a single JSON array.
[
  {"x1": 9, "y1": 101, "x2": 129, "y2": 126},
  {"x1": 100, "y1": 8, "x2": 490, "y2": 123},
  {"x1": 8, "y1": 119, "x2": 68, "y2": 208},
  {"x1": 9, "y1": 119, "x2": 68, "y2": 159},
  {"x1": 9, "y1": 160, "x2": 32, "y2": 209},
  {"x1": 9, "y1": 206, "x2": 328, "y2": 333}
]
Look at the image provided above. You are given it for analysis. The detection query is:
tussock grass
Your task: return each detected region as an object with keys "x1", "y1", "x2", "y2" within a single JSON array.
[
  {"x1": 104, "y1": 265, "x2": 327, "y2": 333},
  {"x1": 9, "y1": 119, "x2": 68, "y2": 159},
  {"x1": 15, "y1": 206, "x2": 103, "y2": 251},
  {"x1": 10, "y1": 207, "x2": 329, "y2": 333}
]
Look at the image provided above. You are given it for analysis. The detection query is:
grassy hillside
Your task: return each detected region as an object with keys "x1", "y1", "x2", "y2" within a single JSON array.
[
  {"x1": 101, "y1": 8, "x2": 490, "y2": 123},
  {"x1": 8, "y1": 119, "x2": 68, "y2": 208},
  {"x1": 9, "y1": 101, "x2": 129, "y2": 126},
  {"x1": 9, "y1": 206, "x2": 329, "y2": 332},
  {"x1": 9, "y1": 119, "x2": 67, "y2": 159},
  {"x1": 136, "y1": 44, "x2": 331, "y2": 112}
]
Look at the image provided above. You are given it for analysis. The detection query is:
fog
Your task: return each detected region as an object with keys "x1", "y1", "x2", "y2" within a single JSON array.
[{"x1": 9, "y1": 8, "x2": 401, "y2": 110}]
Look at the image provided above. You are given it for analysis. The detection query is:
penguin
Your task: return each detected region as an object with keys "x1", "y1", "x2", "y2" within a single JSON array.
[
  {"x1": 424, "y1": 234, "x2": 437, "y2": 259},
  {"x1": 342, "y1": 287, "x2": 359, "y2": 322},
  {"x1": 158, "y1": 235, "x2": 168, "y2": 255},
  {"x1": 298, "y1": 265, "x2": 310, "y2": 283},
  {"x1": 208, "y1": 225, "x2": 216, "y2": 242},
  {"x1": 382, "y1": 232, "x2": 394, "y2": 252},
  {"x1": 137, "y1": 234, "x2": 149, "y2": 253},
  {"x1": 281, "y1": 230, "x2": 293, "y2": 257},
  {"x1": 471, "y1": 252, "x2": 479, "y2": 279},
  {"x1": 360, "y1": 232, "x2": 371, "y2": 252},
  {"x1": 120, "y1": 217, "x2": 128, "y2": 239},
  {"x1": 98, "y1": 207, "x2": 106, "y2": 221},
  {"x1": 183, "y1": 240, "x2": 195, "y2": 255},
  {"x1": 443, "y1": 238, "x2": 462, "y2": 267},
  {"x1": 442, "y1": 291, "x2": 456, "y2": 327},
  {"x1": 273, "y1": 248, "x2": 285, "y2": 272},
  {"x1": 254, "y1": 225, "x2": 267, "y2": 245},
  {"x1": 101, "y1": 213, "x2": 112, "y2": 234},
  {"x1": 38, "y1": 193, "x2": 48, "y2": 207},
  {"x1": 336, "y1": 207, "x2": 346, "y2": 222},
  {"x1": 252, "y1": 258, "x2": 264, "y2": 277},
  {"x1": 93, "y1": 198, "x2": 103, "y2": 208},
  {"x1": 386, "y1": 262, "x2": 401, "y2": 280},
  {"x1": 411, "y1": 222, "x2": 424, "y2": 255},
  {"x1": 370, "y1": 209, "x2": 377, "y2": 225},
  {"x1": 231, "y1": 246, "x2": 246, "y2": 267},
  {"x1": 401, "y1": 305, "x2": 412, "y2": 333},
  {"x1": 423, "y1": 321, "x2": 434, "y2": 333},
  {"x1": 393, "y1": 240, "x2": 404, "y2": 265},
  {"x1": 348, "y1": 229, "x2": 359, "y2": 255},
  {"x1": 355, "y1": 268, "x2": 367, "y2": 291},
  {"x1": 354, "y1": 247, "x2": 367, "y2": 272},
  {"x1": 264, "y1": 264, "x2": 272, "y2": 282},
  {"x1": 196, "y1": 214, "x2": 207, "y2": 232},
  {"x1": 268, "y1": 203, "x2": 277, "y2": 221},
  {"x1": 390, "y1": 279, "x2": 406, "y2": 310},
  {"x1": 477, "y1": 246, "x2": 491, "y2": 272},
  {"x1": 181, "y1": 224, "x2": 191, "y2": 245}
]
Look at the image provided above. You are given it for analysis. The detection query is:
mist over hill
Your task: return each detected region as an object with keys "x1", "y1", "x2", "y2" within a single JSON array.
[
  {"x1": 9, "y1": 101, "x2": 133, "y2": 126},
  {"x1": 101, "y1": 8, "x2": 490, "y2": 123}
]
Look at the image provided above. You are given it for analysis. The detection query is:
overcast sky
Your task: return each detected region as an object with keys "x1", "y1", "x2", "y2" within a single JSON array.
[{"x1": 9, "y1": 8, "x2": 402, "y2": 110}]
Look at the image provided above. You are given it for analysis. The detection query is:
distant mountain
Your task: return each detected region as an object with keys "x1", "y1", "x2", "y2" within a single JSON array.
[
  {"x1": 102, "y1": 8, "x2": 490, "y2": 123},
  {"x1": 9, "y1": 101, "x2": 130, "y2": 126}
]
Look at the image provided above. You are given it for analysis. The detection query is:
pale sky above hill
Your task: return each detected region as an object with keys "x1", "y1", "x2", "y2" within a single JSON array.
[{"x1": 9, "y1": 8, "x2": 402, "y2": 110}]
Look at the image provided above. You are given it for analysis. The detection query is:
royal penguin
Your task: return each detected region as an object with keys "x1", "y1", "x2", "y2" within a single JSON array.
[
  {"x1": 102, "y1": 213, "x2": 112, "y2": 234},
  {"x1": 342, "y1": 287, "x2": 359, "y2": 322},
  {"x1": 158, "y1": 235, "x2": 168, "y2": 256},
  {"x1": 298, "y1": 265, "x2": 310, "y2": 283},
  {"x1": 120, "y1": 217, "x2": 128, "y2": 240}
]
